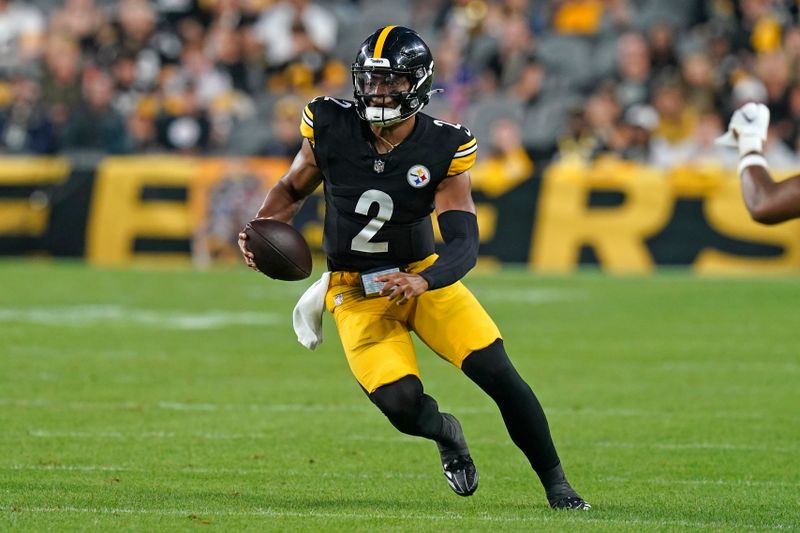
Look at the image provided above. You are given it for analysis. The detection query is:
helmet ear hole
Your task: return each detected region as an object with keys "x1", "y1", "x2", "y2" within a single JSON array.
[{"x1": 351, "y1": 26, "x2": 437, "y2": 126}]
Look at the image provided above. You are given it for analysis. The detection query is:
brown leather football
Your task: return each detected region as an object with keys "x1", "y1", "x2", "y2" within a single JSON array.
[{"x1": 244, "y1": 219, "x2": 312, "y2": 281}]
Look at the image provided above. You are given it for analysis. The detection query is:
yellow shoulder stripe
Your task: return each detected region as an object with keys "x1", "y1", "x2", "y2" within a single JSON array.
[
  {"x1": 447, "y1": 150, "x2": 477, "y2": 176},
  {"x1": 299, "y1": 104, "x2": 314, "y2": 144},
  {"x1": 373, "y1": 25, "x2": 397, "y2": 59},
  {"x1": 453, "y1": 137, "x2": 478, "y2": 160}
]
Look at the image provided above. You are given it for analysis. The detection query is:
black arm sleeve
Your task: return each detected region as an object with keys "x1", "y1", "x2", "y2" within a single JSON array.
[{"x1": 417, "y1": 210, "x2": 479, "y2": 290}]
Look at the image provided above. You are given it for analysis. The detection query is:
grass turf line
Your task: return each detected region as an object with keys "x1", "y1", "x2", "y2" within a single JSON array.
[{"x1": 0, "y1": 261, "x2": 798, "y2": 531}]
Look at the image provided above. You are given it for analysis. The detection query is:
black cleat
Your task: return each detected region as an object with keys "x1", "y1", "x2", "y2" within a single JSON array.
[
  {"x1": 549, "y1": 495, "x2": 592, "y2": 510},
  {"x1": 442, "y1": 455, "x2": 479, "y2": 496},
  {"x1": 436, "y1": 413, "x2": 478, "y2": 496}
]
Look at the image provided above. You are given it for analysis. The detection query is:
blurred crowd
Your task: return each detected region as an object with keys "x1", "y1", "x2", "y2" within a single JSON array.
[{"x1": 2, "y1": 0, "x2": 800, "y2": 175}]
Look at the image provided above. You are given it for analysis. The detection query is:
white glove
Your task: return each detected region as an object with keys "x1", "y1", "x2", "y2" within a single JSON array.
[{"x1": 715, "y1": 102, "x2": 770, "y2": 156}]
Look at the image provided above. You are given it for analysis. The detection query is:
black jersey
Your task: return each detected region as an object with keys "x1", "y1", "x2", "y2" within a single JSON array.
[{"x1": 300, "y1": 96, "x2": 478, "y2": 272}]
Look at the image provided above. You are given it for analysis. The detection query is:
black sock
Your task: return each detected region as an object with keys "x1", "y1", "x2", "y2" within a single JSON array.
[
  {"x1": 538, "y1": 462, "x2": 578, "y2": 502},
  {"x1": 461, "y1": 339, "x2": 563, "y2": 488}
]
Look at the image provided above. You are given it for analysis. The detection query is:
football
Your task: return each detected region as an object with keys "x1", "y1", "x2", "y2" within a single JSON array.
[{"x1": 244, "y1": 219, "x2": 312, "y2": 281}]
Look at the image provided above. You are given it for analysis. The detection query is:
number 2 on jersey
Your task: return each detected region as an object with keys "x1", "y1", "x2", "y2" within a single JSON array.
[{"x1": 351, "y1": 189, "x2": 393, "y2": 253}]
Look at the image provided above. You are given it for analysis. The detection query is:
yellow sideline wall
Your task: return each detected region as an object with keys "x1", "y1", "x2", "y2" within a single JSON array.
[
  {"x1": 0, "y1": 158, "x2": 70, "y2": 238},
  {"x1": 2, "y1": 156, "x2": 799, "y2": 274},
  {"x1": 534, "y1": 159, "x2": 800, "y2": 274}
]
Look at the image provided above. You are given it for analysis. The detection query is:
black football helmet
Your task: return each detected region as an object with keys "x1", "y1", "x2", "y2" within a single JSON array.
[{"x1": 351, "y1": 26, "x2": 436, "y2": 126}]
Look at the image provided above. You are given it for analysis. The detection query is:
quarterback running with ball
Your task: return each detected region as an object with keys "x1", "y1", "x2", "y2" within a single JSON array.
[{"x1": 239, "y1": 26, "x2": 590, "y2": 510}]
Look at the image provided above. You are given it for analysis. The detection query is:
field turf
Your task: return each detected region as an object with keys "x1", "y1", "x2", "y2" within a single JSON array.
[{"x1": 0, "y1": 260, "x2": 798, "y2": 531}]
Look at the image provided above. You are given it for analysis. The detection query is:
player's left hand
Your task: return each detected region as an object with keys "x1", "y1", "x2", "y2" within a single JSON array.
[{"x1": 377, "y1": 272, "x2": 429, "y2": 305}]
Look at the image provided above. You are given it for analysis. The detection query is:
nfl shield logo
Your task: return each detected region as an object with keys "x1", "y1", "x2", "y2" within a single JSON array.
[{"x1": 374, "y1": 159, "x2": 385, "y2": 174}]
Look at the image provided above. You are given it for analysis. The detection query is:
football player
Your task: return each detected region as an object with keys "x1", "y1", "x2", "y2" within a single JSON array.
[
  {"x1": 239, "y1": 26, "x2": 590, "y2": 510},
  {"x1": 716, "y1": 102, "x2": 800, "y2": 223}
]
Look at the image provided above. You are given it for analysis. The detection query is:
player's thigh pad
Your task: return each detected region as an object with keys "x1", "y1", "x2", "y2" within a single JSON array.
[
  {"x1": 410, "y1": 280, "x2": 501, "y2": 368},
  {"x1": 326, "y1": 276, "x2": 419, "y2": 393}
]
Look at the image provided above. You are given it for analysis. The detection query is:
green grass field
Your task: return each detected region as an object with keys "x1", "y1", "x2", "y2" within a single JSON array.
[{"x1": 0, "y1": 260, "x2": 798, "y2": 531}]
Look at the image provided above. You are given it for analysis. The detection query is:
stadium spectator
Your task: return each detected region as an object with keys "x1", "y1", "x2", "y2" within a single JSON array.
[
  {"x1": 253, "y1": 0, "x2": 337, "y2": 67},
  {"x1": 683, "y1": 108, "x2": 735, "y2": 167},
  {"x1": 113, "y1": 0, "x2": 165, "y2": 88},
  {"x1": 485, "y1": 14, "x2": 536, "y2": 88},
  {"x1": 617, "y1": 104, "x2": 658, "y2": 163},
  {"x1": 582, "y1": 82, "x2": 621, "y2": 151},
  {"x1": 39, "y1": 36, "x2": 83, "y2": 130},
  {"x1": 0, "y1": 0, "x2": 44, "y2": 76},
  {"x1": 207, "y1": 24, "x2": 249, "y2": 94},
  {"x1": 236, "y1": 23, "x2": 268, "y2": 96},
  {"x1": 512, "y1": 60, "x2": 575, "y2": 156},
  {"x1": 61, "y1": 68, "x2": 130, "y2": 154},
  {"x1": 126, "y1": 107, "x2": 159, "y2": 152},
  {"x1": 110, "y1": 51, "x2": 146, "y2": 119},
  {"x1": 429, "y1": 36, "x2": 475, "y2": 121},
  {"x1": 155, "y1": 83, "x2": 210, "y2": 153},
  {"x1": 259, "y1": 95, "x2": 303, "y2": 157},
  {"x1": 556, "y1": 106, "x2": 601, "y2": 163},
  {"x1": 647, "y1": 23, "x2": 679, "y2": 72},
  {"x1": 49, "y1": 0, "x2": 107, "y2": 55},
  {"x1": 471, "y1": 117, "x2": 534, "y2": 195},
  {"x1": 756, "y1": 51, "x2": 792, "y2": 132},
  {"x1": 0, "y1": 0, "x2": 796, "y2": 169},
  {"x1": 680, "y1": 51, "x2": 720, "y2": 113},
  {"x1": 615, "y1": 32, "x2": 652, "y2": 109},
  {"x1": 651, "y1": 77, "x2": 695, "y2": 138},
  {"x1": 168, "y1": 44, "x2": 233, "y2": 110},
  {"x1": 0, "y1": 75, "x2": 56, "y2": 154}
]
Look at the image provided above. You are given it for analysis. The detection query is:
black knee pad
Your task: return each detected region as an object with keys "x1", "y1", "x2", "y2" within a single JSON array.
[
  {"x1": 370, "y1": 375, "x2": 424, "y2": 430},
  {"x1": 369, "y1": 375, "x2": 441, "y2": 436}
]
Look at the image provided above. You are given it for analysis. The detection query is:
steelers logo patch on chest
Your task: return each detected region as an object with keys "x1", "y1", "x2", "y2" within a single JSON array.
[{"x1": 406, "y1": 165, "x2": 431, "y2": 188}]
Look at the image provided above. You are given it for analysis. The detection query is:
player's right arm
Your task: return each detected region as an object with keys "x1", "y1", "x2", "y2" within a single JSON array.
[
  {"x1": 254, "y1": 139, "x2": 323, "y2": 222},
  {"x1": 238, "y1": 139, "x2": 323, "y2": 268},
  {"x1": 739, "y1": 166, "x2": 800, "y2": 224}
]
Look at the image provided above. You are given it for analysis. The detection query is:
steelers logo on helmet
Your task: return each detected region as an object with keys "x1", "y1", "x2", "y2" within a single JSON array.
[
  {"x1": 407, "y1": 164, "x2": 431, "y2": 188},
  {"x1": 352, "y1": 26, "x2": 438, "y2": 127}
]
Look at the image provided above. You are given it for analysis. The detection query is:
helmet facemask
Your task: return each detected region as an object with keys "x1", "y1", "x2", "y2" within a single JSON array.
[{"x1": 352, "y1": 58, "x2": 434, "y2": 127}]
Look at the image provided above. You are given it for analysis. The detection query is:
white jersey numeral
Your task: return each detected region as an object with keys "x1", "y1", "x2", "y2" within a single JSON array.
[
  {"x1": 323, "y1": 96, "x2": 352, "y2": 108},
  {"x1": 351, "y1": 189, "x2": 393, "y2": 253},
  {"x1": 433, "y1": 119, "x2": 471, "y2": 136}
]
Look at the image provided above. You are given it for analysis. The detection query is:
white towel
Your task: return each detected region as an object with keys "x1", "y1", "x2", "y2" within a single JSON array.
[{"x1": 292, "y1": 271, "x2": 331, "y2": 350}]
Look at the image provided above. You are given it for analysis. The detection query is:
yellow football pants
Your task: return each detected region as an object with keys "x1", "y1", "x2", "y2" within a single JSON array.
[{"x1": 324, "y1": 255, "x2": 502, "y2": 393}]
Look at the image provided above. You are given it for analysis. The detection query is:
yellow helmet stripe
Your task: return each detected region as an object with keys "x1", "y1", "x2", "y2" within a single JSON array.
[{"x1": 373, "y1": 25, "x2": 397, "y2": 59}]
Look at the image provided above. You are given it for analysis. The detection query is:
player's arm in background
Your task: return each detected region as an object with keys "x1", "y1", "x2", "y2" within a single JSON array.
[
  {"x1": 739, "y1": 165, "x2": 800, "y2": 224},
  {"x1": 716, "y1": 102, "x2": 800, "y2": 224},
  {"x1": 238, "y1": 139, "x2": 323, "y2": 269}
]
